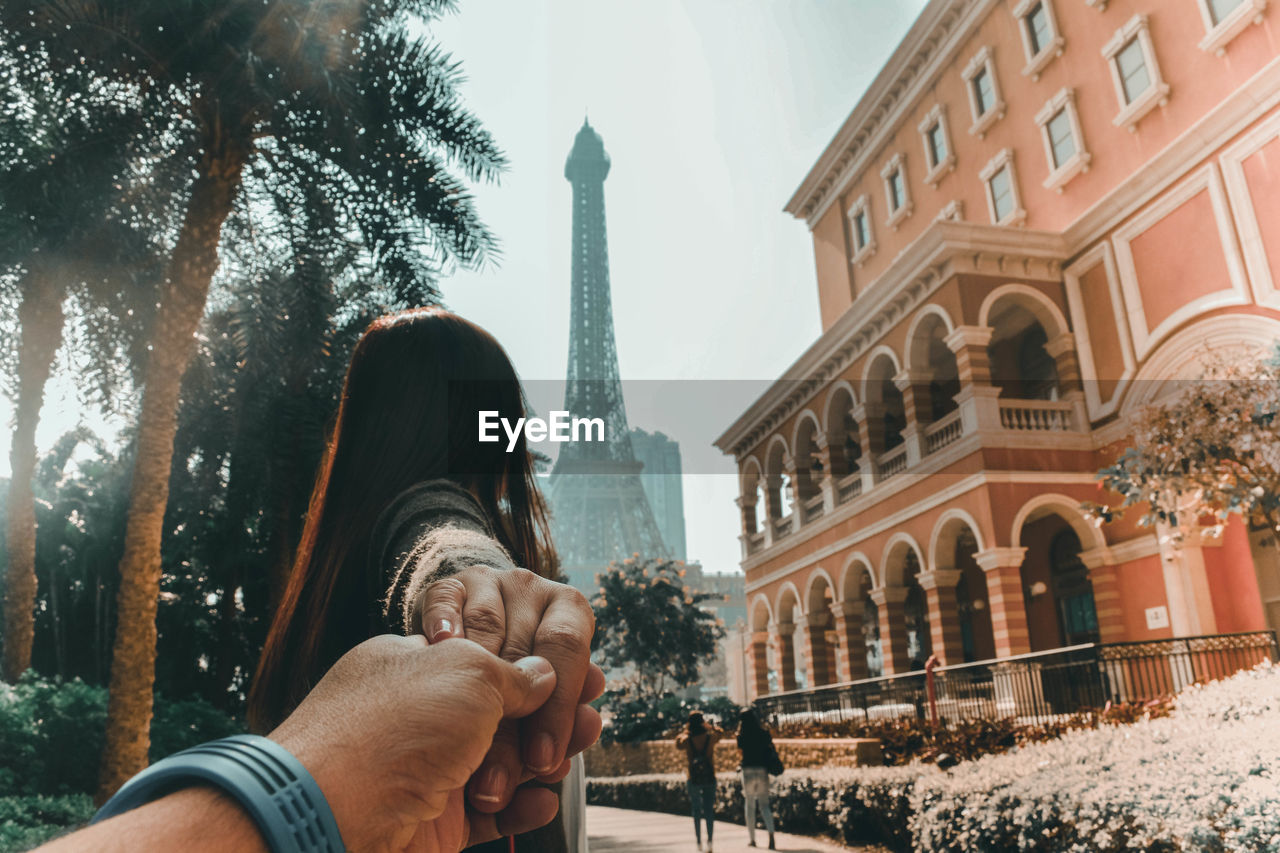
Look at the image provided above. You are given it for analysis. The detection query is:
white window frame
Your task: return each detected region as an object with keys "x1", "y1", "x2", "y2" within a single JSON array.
[
  {"x1": 1013, "y1": 0, "x2": 1065, "y2": 81},
  {"x1": 962, "y1": 46, "x2": 1006, "y2": 139},
  {"x1": 1196, "y1": 0, "x2": 1267, "y2": 56},
  {"x1": 1101, "y1": 14, "x2": 1170, "y2": 132},
  {"x1": 879, "y1": 154, "x2": 913, "y2": 230},
  {"x1": 979, "y1": 148, "x2": 1026, "y2": 226},
  {"x1": 936, "y1": 199, "x2": 965, "y2": 222},
  {"x1": 917, "y1": 104, "x2": 956, "y2": 186},
  {"x1": 848, "y1": 194, "x2": 876, "y2": 266},
  {"x1": 1035, "y1": 88, "x2": 1091, "y2": 192}
]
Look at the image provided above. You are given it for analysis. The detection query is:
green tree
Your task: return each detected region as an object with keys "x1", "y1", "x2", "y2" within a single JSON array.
[
  {"x1": 591, "y1": 558, "x2": 725, "y2": 701},
  {"x1": 1, "y1": 0, "x2": 503, "y2": 797},
  {"x1": 1090, "y1": 343, "x2": 1280, "y2": 543}
]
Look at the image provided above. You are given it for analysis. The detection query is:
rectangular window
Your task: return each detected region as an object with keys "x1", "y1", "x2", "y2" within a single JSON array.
[
  {"x1": 887, "y1": 170, "x2": 905, "y2": 212},
  {"x1": 1046, "y1": 109, "x2": 1076, "y2": 168},
  {"x1": 989, "y1": 166, "x2": 1014, "y2": 222},
  {"x1": 1115, "y1": 38, "x2": 1151, "y2": 104},
  {"x1": 1207, "y1": 0, "x2": 1245, "y2": 24},
  {"x1": 925, "y1": 122, "x2": 947, "y2": 168},
  {"x1": 972, "y1": 68, "x2": 995, "y2": 115},
  {"x1": 853, "y1": 211, "x2": 869, "y2": 251},
  {"x1": 1025, "y1": 2, "x2": 1052, "y2": 55}
]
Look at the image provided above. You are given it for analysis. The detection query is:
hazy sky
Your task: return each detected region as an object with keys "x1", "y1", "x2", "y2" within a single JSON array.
[{"x1": 2, "y1": 1, "x2": 928, "y2": 578}]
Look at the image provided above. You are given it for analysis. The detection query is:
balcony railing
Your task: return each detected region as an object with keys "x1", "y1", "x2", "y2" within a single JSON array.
[
  {"x1": 802, "y1": 493, "x2": 825, "y2": 523},
  {"x1": 772, "y1": 515, "x2": 793, "y2": 541},
  {"x1": 999, "y1": 398, "x2": 1076, "y2": 431},
  {"x1": 877, "y1": 444, "x2": 908, "y2": 479},
  {"x1": 924, "y1": 408, "x2": 964, "y2": 454},
  {"x1": 745, "y1": 530, "x2": 765, "y2": 555},
  {"x1": 835, "y1": 470, "x2": 863, "y2": 504},
  {"x1": 754, "y1": 631, "x2": 1279, "y2": 727}
]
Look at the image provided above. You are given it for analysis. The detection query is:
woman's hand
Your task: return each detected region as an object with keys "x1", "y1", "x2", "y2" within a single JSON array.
[{"x1": 416, "y1": 565, "x2": 604, "y2": 812}]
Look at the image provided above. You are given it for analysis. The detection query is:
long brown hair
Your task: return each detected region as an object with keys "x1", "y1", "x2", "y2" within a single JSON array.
[{"x1": 248, "y1": 308, "x2": 556, "y2": 730}]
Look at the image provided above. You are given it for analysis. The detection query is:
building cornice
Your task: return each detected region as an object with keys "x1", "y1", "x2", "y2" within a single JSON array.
[
  {"x1": 713, "y1": 220, "x2": 1069, "y2": 459},
  {"x1": 785, "y1": 0, "x2": 998, "y2": 227}
]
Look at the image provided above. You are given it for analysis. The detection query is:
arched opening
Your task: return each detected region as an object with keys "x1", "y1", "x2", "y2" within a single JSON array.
[
  {"x1": 793, "y1": 415, "x2": 823, "y2": 519},
  {"x1": 749, "y1": 597, "x2": 776, "y2": 697},
  {"x1": 775, "y1": 586, "x2": 806, "y2": 691},
  {"x1": 909, "y1": 313, "x2": 961, "y2": 425},
  {"x1": 988, "y1": 303, "x2": 1059, "y2": 401},
  {"x1": 1019, "y1": 513, "x2": 1100, "y2": 651},
  {"x1": 862, "y1": 591, "x2": 883, "y2": 678},
  {"x1": 764, "y1": 439, "x2": 790, "y2": 525},
  {"x1": 953, "y1": 526, "x2": 996, "y2": 662},
  {"x1": 824, "y1": 385, "x2": 863, "y2": 502},
  {"x1": 902, "y1": 550, "x2": 932, "y2": 668},
  {"x1": 865, "y1": 353, "x2": 906, "y2": 474},
  {"x1": 805, "y1": 573, "x2": 837, "y2": 686},
  {"x1": 740, "y1": 460, "x2": 764, "y2": 536}
]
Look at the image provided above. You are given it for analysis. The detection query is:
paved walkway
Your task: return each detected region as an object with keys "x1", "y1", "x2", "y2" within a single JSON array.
[{"x1": 587, "y1": 805, "x2": 886, "y2": 852}]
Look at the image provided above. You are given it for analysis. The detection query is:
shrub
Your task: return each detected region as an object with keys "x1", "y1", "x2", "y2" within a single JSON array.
[
  {"x1": 591, "y1": 663, "x2": 1280, "y2": 852},
  {"x1": 0, "y1": 795, "x2": 94, "y2": 853}
]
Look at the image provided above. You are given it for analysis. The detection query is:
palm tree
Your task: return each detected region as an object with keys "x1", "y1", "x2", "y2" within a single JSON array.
[
  {"x1": 1, "y1": 0, "x2": 504, "y2": 798},
  {"x1": 0, "y1": 45, "x2": 163, "y2": 682}
]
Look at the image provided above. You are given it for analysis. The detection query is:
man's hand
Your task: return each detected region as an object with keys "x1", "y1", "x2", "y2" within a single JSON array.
[
  {"x1": 416, "y1": 566, "x2": 604, "y2": 812},
  {"x1": 271, "y1": 635, "x2": 561, "y2": 852}
]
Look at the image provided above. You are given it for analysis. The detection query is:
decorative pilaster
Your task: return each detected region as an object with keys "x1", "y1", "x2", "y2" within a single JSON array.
[
  {"x1": 849, "y1": 404, "x2": 876, "y2": 494},
  {"x1": 894, "y1": 369, "x2": 931, "y2": 466},
  {"x1": 805, "y1": 610, "x2": 834, "y2": 686},
  {"x1": 750, "y1": 630, "x2": 771, "y2": 698},
  {"x1": 1079, "y1": 549, "x2": 1125, "y2": 643},
  {"x1": 870, "y1": 587, "x2": 912, "y2": 674},
  {"x1": 1045, "y1": 332, "x2": 1088, "y2": 428},
  {"x1": 946, "y1": 325, "x2": 1002, "y2": 433},
  {"x1": 917, "y1": 569, "x2": 966, "y2": 665},
  {"x1": 813, "y1": 434, "x2": 837, "y2": 513},
  {"x1": 975, "y1": 547, "x2": 1031, "y2": 657}
]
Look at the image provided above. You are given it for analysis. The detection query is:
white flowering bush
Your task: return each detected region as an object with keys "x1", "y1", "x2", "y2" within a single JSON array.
[
  {"x1": 912, "y1": 662, "x2": 1280, "y2": 852},
  {"x1": 589, "y1": 664, "x2": 1280, "y2": 852}
]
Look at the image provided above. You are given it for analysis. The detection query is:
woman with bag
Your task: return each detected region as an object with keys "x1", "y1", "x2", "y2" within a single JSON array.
[
  {"x1": 736, "y1": 709, "x2": 778, "y2": 849},
  {"x1": 674, "y1": 711, "x2": 723, "y2": 852}
]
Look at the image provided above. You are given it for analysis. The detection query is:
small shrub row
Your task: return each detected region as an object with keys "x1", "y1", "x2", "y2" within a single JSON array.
[{"x1": 590, "y1": 663, "x2": 1280, "y2": 852}]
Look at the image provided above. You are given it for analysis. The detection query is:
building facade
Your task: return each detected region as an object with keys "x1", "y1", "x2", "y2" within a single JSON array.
[
  {"x1": 630, "y1": 427, "x2": 690, "y2": 560},
  {"x1": 716, "y1": 0, "x2": 1280, "y2": 700}
]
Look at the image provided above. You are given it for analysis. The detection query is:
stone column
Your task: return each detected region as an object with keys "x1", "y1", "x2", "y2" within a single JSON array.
[
  {"x1": 1080, "y1": 547, "x2": 1126, "y2": 643},
  {"x1": 813, "y1": 434, "x2": 837, "y2": 513},
  {"x1": 736, "y1": 493, "x2": 760, "y2": 559},
  {"x1": 946, "y1": 325, "x2": 1002, "y2": 434},
  {"x1": 870, "y1": 587, "x2": 912, "y2": 674},
  {"x1": 782, "y1": 457, "x2": 803, "y2": 534},
  {"x1": 917, "y1": 569, "x2": 966, "y2": 665},
  {"x1": 894, "y1": 369, "x2": 931, "y2": 465},
  {"x1": 833, "y1": 600, "x2": 867, "y2": 682},
  {"x1": 1045, "y1": 332, "x2": 1088, "y2": 428},
  {"x1": 761, "y1": 473, "x2": 782, "y2": 549},
  {"x1": 975, "y1": 547, "x2": 1031, "y2": 658},
  {"x1": 750, "y1": 630, "x2": 771, "y2": 698},
  {"x1": 804, "y1": 611, "x2": 833, "y2": 686},
  {"x1": 774, "y1": 622, "x2": 798, "y2": 692},
  {"x1": 848, "y1": 404, "x2": 875, "y2": 495}
]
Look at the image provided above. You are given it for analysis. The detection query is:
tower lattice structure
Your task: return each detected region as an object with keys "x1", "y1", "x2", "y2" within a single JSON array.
[{"x1": 547, "y1": 120, "x2": 668, "y2": 595}]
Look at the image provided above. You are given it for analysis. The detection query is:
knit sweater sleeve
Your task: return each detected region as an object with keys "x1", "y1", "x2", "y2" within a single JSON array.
[{"x1": 371, "y1": 479, "x2": 517, "y2": 636}]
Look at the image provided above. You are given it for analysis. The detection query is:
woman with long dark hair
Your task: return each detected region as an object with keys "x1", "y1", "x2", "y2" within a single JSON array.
[
  {"x1": 737, "y1": 709, "x2": 777, "y2": 849},
  {"x1": 675, "y1": 711, "x2": 723, "y2": 852},
  {"x1": 249, "y1": 308, "x2": 601, "y2": 852}
]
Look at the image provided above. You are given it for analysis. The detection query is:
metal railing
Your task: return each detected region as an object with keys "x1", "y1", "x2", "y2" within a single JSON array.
[{"x1": 754, "y1": 631, "x2": 1278, "y2": 727}]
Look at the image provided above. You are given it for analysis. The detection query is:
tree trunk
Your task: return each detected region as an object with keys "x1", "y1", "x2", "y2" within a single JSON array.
[
  {"x1": 96, "y1": 133, "x2": 246, "y2": 803},
  {"x1": 3, "y1": 273, "x2": 65, "y2": 682}
]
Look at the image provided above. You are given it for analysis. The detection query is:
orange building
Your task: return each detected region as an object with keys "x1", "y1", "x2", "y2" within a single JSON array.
[{"x1": 716, "y1": 0, "x2": 1280, "y2": 706}]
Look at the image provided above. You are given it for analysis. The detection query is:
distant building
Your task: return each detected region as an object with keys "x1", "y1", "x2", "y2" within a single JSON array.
[
  {"x1": 679, "y1": 564, "x2": 746, "y2": 700},
  {"x1": 629, "y1": 428, "x2": 688, "y2": 561}
]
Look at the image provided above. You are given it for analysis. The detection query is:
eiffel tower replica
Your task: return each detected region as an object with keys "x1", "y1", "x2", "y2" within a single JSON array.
[{"x1": 547, "y1": 120, "x2": 668, "y2": 596}]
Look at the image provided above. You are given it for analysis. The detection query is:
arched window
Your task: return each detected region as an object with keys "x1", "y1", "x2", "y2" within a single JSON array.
[{"x1": 862, "y1": 593, "x2": 883, "y2": 678}]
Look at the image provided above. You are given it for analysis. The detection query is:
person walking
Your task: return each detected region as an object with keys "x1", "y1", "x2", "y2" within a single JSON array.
[
  {"x1": 737, "y1": 709, "x2": 778, "y2": 850},
  {"x1": 675, "y1": 710, "x2": 722, "y2": 851}
]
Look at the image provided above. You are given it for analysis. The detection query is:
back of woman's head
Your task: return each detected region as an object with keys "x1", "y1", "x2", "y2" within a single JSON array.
[
  {"x1": 249, "y1": 308, "x2": 556, "y2": 730},
  {"x1": 687, "y1": 711, "x2": 706, "y2": 735},
  {"x1": 739, "y1": 708, "x2": 766, "y2": 739}
]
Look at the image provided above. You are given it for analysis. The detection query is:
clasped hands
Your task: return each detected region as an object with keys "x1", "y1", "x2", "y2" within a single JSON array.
[{"x1": 414, "y1": 566, "x2": 604, "y2": 816}]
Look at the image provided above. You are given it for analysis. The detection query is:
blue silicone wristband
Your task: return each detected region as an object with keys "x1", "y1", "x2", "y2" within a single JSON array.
[{"x1": 91, "y1": 734, "x2": 345, "y2": 853}]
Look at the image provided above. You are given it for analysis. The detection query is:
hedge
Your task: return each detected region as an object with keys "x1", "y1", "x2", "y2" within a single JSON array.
[{"x1": 588, "y1": 662, "x2": 1280, "y2": 852}]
